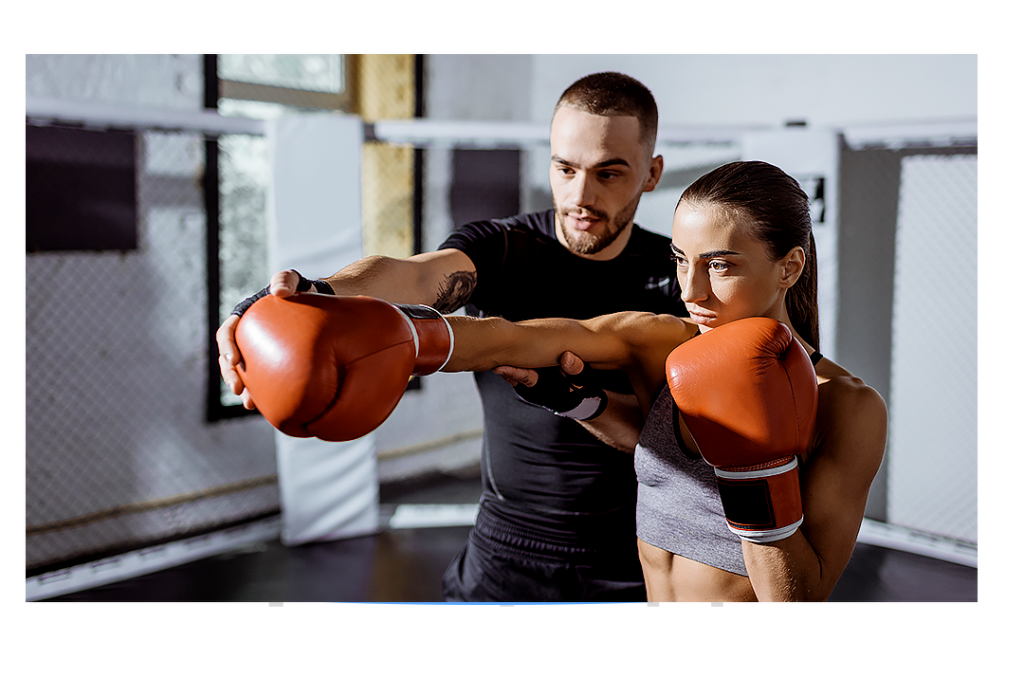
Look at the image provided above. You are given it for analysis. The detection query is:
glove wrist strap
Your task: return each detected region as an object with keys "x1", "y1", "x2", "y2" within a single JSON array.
[
  {"x1": 557, "y1": 392, "x2": 608, "y2": 420},
  {"x1": 714, "y1": 457, "x2": 803, "y2": 544},
  {"x1": 392, "y1": 304, "x2": 453, "y2": 375}
]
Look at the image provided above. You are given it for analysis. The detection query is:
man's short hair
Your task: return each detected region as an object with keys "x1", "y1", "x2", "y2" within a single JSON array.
[{"x1": 555, "y1": 72, "x2": 659, "y2": 154}]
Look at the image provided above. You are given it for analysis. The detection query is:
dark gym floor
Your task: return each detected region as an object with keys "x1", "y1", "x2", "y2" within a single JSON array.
[{"x1": 42, "y1": 465, "x2": 977, "y2": 603}]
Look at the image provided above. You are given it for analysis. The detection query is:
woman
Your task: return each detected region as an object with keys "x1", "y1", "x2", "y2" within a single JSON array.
[{"x1": 442, "y1": 161, "x2": 888, "y2": 602}]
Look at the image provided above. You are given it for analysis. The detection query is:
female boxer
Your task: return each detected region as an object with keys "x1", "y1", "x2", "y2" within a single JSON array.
[{"x1": 442, "y1": 160, "x2": 888, "y2": 602}]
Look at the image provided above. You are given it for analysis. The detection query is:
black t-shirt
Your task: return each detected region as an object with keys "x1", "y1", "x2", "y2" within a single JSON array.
[{"x1": 439, "y1": 209, "x2": 688, "y2": 545}]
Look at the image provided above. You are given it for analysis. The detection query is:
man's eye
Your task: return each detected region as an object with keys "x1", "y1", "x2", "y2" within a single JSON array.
[{"x1": 709, "y1": 261, "x2": 730, "y2": 272}]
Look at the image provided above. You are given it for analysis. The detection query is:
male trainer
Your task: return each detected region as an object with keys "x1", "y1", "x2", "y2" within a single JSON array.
[{"x1": 218, "y1": 71, "x2": 688, "y2": 602}]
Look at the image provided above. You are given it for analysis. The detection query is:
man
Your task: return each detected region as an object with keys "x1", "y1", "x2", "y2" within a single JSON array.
[{"x1": 218, "y1": 72, "x2": 688, "y2": 602}]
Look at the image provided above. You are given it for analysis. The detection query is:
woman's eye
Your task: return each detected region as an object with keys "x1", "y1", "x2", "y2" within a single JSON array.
[{"x1": 709, "y1": 261, "x2": 730, "y2": 272}]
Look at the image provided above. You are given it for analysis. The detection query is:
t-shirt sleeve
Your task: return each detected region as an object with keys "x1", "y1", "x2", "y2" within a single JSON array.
[{"x1": 437, "y1": 218, "x2": 510, "y2": 302}]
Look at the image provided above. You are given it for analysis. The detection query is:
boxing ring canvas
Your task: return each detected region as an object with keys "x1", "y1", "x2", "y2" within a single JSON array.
[{"x1": 266, "y1": 114, "x2": 379, "y2": 545}]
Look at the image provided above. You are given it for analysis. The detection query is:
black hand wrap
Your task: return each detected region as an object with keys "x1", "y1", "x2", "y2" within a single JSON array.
[
  {"x1": 293, "y1": 270, "x2": 336, "y2": 295},
  {"x1": 230, "y1": 270, "x2": 335, "y2": 317},
  {"x1": 513, "y1": 363, "x2": 608, "y2": 420}
]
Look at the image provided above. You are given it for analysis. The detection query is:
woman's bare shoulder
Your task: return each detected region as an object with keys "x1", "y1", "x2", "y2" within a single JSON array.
[{"x1": 813, "y1": 358, "x2": 888, "y2": 465}]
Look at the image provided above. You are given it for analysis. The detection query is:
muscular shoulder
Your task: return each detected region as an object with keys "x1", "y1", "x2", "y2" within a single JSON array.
[
  {"x1": 810, "y1": 360, "x2": 888, "y2": 473},
  {"x1": 816, "y1": 361, "x2": 887, "y2": 422}
]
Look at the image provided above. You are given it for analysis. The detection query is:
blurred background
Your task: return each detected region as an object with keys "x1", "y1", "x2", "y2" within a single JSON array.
[{"x1": 24, "y1": 54, "x2": 977, "y2": 602}]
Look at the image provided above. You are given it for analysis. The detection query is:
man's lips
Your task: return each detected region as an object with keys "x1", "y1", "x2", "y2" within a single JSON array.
[{"x1": 565, "y1": 213, "x2": 603, "y2": 231}]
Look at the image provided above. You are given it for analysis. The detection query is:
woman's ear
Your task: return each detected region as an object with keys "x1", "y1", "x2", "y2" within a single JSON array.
[{"x1": 779, "y1": 246, "x2": 806, "y2": 290}]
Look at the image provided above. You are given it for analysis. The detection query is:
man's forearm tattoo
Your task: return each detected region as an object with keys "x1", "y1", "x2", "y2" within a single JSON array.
[{"x1": 434, "y1": 270, "x2": 476, "y2": 313}]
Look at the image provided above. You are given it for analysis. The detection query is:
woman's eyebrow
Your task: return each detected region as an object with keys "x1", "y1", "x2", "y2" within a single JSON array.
[{"x1": 670, "y1": 243, "x2": 739, "y2": 259}]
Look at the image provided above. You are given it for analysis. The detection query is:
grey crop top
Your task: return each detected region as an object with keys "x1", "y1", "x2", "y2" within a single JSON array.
[
  {"x1": 635, "y1": 350, "x2": 823, "y2": 576},
  {"x1": 634, "y1": 384, "x2": 749, "y2": 576}
]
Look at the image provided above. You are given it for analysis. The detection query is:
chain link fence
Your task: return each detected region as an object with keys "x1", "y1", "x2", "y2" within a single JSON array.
[
  {"x1": 887, "y1": 151, "x2": 977, "y2": 543},
  {"x1": 25, "y1": 54, "x2": 415, "y2": 575},
  {"x1": 837, "y1": 139, "x2": 978, "y2": 546},
  {"x1": 26, "y1": 121, "x2": 279, "y2": 574}
]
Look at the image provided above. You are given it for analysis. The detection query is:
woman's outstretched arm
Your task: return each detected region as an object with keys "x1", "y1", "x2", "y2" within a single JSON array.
[{"x1": 441, "y1": 312, "x2": 697, "y2": 406}]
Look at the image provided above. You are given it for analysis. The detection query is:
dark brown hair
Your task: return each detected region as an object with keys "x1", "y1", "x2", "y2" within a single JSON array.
[
  {"x1": 679, "y1": 160, "x2": 820, "y2": 351},
  {"x1": 555, "y1": 72, "x2": 658, "y2": 155}
]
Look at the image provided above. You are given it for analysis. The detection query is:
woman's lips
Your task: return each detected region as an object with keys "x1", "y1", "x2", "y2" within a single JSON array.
[{"x1": 687, "y1": 309, "x2": 715, "y2": 325}]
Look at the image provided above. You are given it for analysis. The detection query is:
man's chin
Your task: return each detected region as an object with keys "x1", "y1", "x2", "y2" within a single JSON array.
[
  {"x1": 558, "y1": 219, "x2": 608, "y2": 255},
  {"x1": 562, "y1": 231, "x2": 596, "y2": 255}
]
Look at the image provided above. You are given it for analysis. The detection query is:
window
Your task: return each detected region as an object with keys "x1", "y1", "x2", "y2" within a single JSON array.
[{"x1": 205, "y1": 55, "x2": 424, "y2": 421}]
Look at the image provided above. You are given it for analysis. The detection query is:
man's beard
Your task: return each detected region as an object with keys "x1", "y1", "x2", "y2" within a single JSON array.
[{"x1": 555, "y1": 192, "x2": 643, "y2": 256}]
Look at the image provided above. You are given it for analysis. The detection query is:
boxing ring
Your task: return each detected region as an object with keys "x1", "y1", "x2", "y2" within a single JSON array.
[{"x1": 25, "y1": 97, "x2": 977, "y2": 600}]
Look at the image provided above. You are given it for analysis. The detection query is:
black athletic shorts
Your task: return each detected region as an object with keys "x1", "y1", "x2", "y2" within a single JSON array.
[{"x1": 441, "y1": 506, "x2": 646, "y2": 603}]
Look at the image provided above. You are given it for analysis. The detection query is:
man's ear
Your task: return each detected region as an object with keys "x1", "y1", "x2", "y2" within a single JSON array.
[{"x1": 643, "y1": 154, "x2": 665, "y2": 193}]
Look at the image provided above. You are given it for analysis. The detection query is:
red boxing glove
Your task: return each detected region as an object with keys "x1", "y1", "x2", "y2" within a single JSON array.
[
  {"x1": 234, "y1": 294, "x2": 453, "y2": 442},
  {"x1": 666, "y1": 317, "x2": 818, "y2": 543}
]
